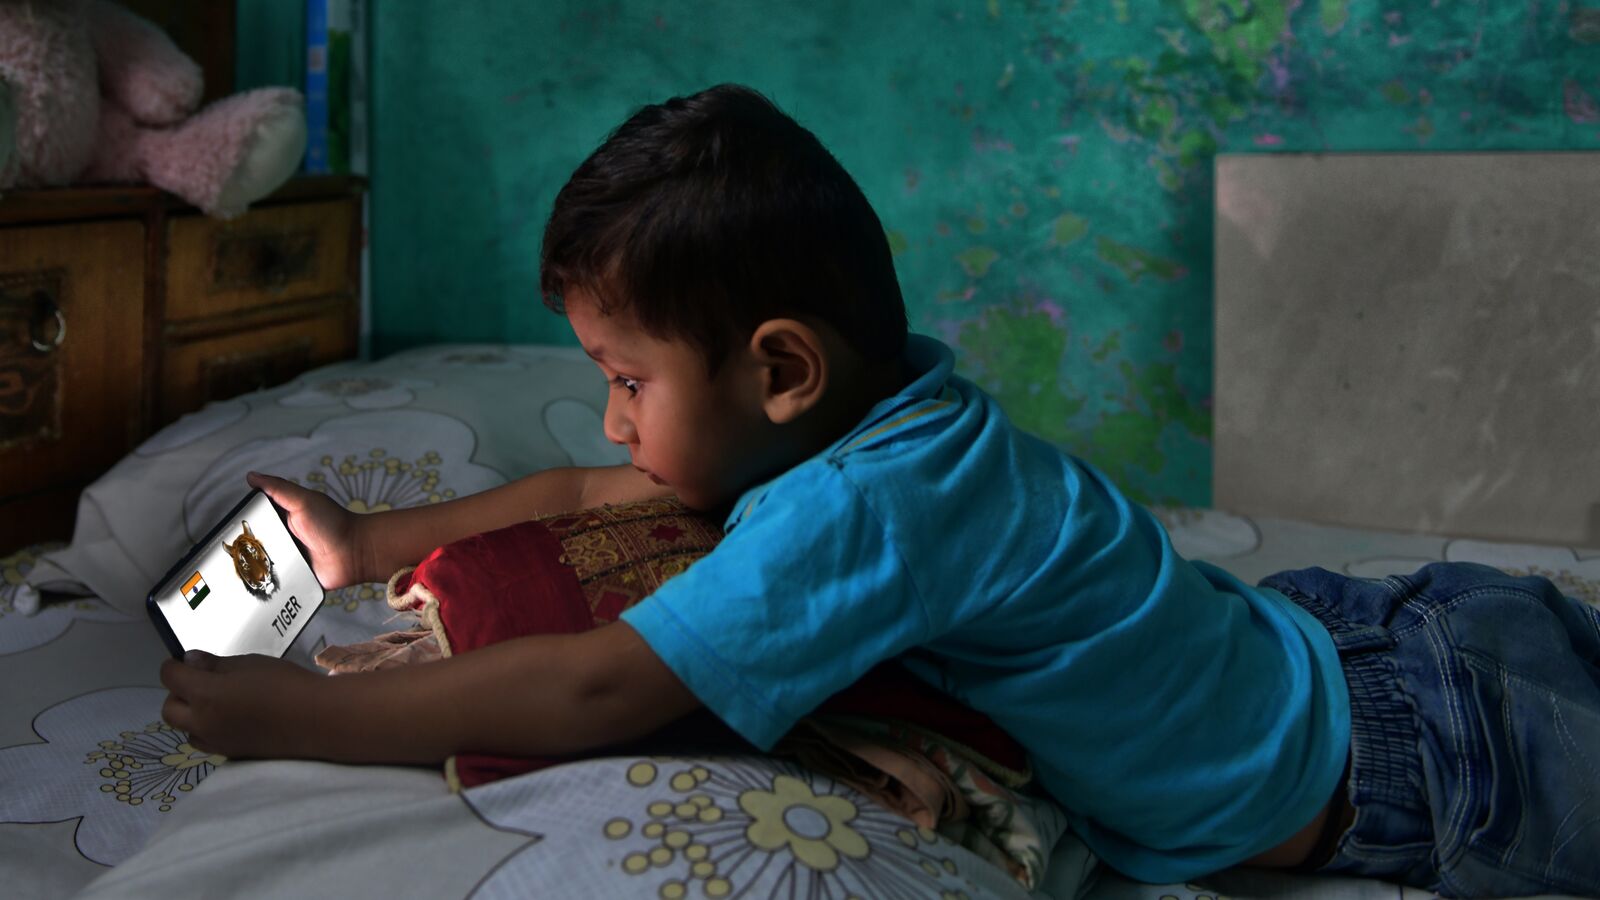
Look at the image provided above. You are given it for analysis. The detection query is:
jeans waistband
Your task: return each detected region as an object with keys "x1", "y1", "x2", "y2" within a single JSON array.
[{"x1": 1265, "y1": 576, "x2": 1435, "y2": 881}]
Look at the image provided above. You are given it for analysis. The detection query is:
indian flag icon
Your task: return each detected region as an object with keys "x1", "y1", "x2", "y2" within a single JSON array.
[{"x1": 181, "y1": 571, "x2": 210, "y2": 609}]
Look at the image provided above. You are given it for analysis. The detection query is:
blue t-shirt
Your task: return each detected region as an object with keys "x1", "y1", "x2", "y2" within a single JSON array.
[{"x1": 621, "y1": 334, "x2": 1350, "y2": 883}]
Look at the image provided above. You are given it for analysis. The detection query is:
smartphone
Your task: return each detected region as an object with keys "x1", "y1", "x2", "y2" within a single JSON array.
[{"x1": 146, "y1": 489, "x2": 325, "y2": 658}]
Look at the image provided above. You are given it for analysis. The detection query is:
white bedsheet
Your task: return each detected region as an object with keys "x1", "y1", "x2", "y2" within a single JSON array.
[{"x1": 2, "y1": 508, "x2": 1593, "y2": 899}]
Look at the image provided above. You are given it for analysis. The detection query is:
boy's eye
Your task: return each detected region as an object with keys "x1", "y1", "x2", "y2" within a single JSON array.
[{"x1": 611, "y1": 376, "x2": 640, "y2": 395}]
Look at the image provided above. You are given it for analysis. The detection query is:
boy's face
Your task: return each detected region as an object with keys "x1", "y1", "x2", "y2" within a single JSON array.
[{"x1": 566, "y1": 290, "x2": 778, "y2": 511}]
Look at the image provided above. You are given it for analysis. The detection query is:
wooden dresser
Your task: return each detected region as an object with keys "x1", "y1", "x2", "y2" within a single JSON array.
[{"x1": 0, "y1": 177, "x2": 364, "y2": 551}]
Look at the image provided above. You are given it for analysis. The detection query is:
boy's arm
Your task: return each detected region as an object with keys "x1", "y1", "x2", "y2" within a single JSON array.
[
  {"x1": 158, "y1": 622, "x2": 699, "y2": 763},
  {"x1": 356, "y1": 464, "x2": 669, "y2": 580}
]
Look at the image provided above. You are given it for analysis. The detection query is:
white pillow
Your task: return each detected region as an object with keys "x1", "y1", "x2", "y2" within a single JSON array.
[{"x1": 27, "y1": 344, "x2": 626, "y2": 617}]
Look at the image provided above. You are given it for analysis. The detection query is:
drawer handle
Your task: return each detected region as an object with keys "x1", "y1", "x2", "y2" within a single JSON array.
[{"x1": 30, "y1": 291, "x2": 66, "y2": 352}]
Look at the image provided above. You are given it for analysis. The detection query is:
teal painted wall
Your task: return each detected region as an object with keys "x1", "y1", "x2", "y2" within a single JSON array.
[
  {"x1": 246, "y1": 2, "x2": 1600, "y2": 505},
  {"x1": 235, "y1": 0, "x2": 303, "y2": 93}
]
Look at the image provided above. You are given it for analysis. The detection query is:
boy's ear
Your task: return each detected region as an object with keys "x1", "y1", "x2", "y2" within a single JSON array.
[{"x1": 747, "y1": 319, "x2": 827, "y2": 424}]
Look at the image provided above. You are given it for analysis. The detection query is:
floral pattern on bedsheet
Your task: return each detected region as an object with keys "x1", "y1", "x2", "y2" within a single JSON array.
[
  {"x1": 277, "y1": 375, "x2": 435, "y2": 410},
  {"x1": 132, "y1": 401, "x2": 249, "y2": 456},
  {"x1": 7, "y1": 506, "x2": 1597, "y2": 898},
  {"x1": 0, "y1": 544, "x2": 129, "y2": 656},
  {"x1": 1152, "y1": 508, "x2": 1261, "y2": 560},
  {"x1": 0, "y1": 688, "x2": 218, "y2": 866},
  {"x1": 172, "y1": 410, "x2": 505, "y2": 631},
  {"x1": 462, "y1": 756, "x2": 1036, "y2": 900},
  {"x1": 181, "y1": 410, "x2": 502, "y2": 542}
]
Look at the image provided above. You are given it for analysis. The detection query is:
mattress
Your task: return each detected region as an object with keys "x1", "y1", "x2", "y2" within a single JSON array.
[{"x1": 4, "y1": 495, "x2": 1593, "y2": 899}]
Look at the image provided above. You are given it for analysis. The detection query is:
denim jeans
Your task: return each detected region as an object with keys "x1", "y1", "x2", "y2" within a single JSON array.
[{"x1": 1261, "y1": 562, "x2": 1600, "y2": 898}]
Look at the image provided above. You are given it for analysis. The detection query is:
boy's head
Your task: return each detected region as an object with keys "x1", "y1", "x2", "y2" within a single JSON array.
[
  {"x1": 539, "y1": 83, "x2": 908, "y2": 375},
  {"x1": 540, "y1": 84, "x2": 911, "y2": 510}
]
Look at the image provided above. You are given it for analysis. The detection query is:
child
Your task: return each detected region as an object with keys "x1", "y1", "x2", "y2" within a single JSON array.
[{"x1": 159, "y1": 84, "x2": 1600, "y2": 897}]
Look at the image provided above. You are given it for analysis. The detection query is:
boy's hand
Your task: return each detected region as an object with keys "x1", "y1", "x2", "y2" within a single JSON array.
[
  {"x1": 247, "y1": 471, "x2": 372, "y2": 589},
  {"x1": 158, "y1": 627, "x2": 701, "y2": 765},
  {"x1": 159, "y1": 651, "x2": 324, "y2": 759}
]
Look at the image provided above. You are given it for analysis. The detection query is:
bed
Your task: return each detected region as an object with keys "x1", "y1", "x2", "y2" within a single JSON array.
[
  {"x1": 5, "y1": 462, "x2": 1593, "y2": 899},
  {"x1": 3, "y1": 152, "x2": 1596, "y2": 898}
]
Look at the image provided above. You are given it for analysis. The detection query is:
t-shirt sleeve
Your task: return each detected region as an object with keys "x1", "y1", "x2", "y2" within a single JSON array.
[{"x1": 620, "y1": 467, "x2": 927, "y2": 749}]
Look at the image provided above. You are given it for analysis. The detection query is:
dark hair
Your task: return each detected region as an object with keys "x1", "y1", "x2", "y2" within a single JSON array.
[{"x1": 540, "y1": 84, "x2": 908, "y2": 373}]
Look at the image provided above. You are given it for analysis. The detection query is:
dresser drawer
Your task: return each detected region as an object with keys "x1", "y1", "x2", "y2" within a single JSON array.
[
  {"x1": 165, "y1": 199, "x2": 356, "y2": 321},
  {"x1": 160, "y1": 308, "x2": 354, "y2": 422},
  {"x1": 0, "y1": 220, "x2": 145, "y2": 491}
]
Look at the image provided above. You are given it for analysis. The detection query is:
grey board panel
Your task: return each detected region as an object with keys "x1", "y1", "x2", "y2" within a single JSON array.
[{"x1": 1214, "y1": 152, "x2": 1600, "y2": 546}]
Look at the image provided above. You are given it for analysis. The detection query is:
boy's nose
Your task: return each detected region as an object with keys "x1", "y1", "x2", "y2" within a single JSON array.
[{"x1": 603, "y1": 399, "x2": 636, "y2": 445}]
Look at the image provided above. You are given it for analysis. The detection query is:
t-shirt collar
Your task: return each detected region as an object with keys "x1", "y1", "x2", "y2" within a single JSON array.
[{"x1": 884, "y1": 333, "x2": 954, "y2": 405}]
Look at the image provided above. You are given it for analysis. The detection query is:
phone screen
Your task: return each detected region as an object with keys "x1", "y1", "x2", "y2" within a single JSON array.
[{"x1": 147, "y1": 490, "x2": 325, "y2": 658}]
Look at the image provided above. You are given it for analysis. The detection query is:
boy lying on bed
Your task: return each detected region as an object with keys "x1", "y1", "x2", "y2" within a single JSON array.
[{"x1": 159, "y1": 84, "x2": 1600, "y2": 898}]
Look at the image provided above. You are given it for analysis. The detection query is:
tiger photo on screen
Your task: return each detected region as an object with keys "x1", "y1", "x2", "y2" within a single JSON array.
[{"x1": 224, "y1": 521, "x2": 278, "y2": 600}]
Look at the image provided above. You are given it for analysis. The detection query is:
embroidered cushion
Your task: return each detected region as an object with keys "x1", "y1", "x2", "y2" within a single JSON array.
[
  {"x1": 384, "y1": 497, "x2": 1027, "y2": 790},
  {"x1": 387, "y1": 497, "x2": 721, "y2": 658}
]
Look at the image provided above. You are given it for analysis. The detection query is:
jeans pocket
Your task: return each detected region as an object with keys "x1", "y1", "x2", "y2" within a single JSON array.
[{"x1": 1439, "y1": 650, "x2": 1600, "y2": 898}]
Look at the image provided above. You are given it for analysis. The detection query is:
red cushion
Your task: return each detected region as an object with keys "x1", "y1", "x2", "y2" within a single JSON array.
[
  {"x1": 388, "y1": 498, "x2": 1026, "y2": 788},
  {"x1": 391, "y1": 523, "x2": 592, "y2": 649}
]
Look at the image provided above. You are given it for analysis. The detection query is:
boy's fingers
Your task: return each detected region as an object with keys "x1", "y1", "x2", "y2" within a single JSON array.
[
  {"x1": 247, "y1": 471, "x2": 298, "y2": 503},
  {"x1": 160, "y1": 654, "x2": 215, "y2": 696},
  {"x1": 159, "y1": 657, "x2": 189, "y2": 692},
  {"x1": 160, "y1": 692, "x2": 194, "y2": 733},
  {"x1": 183, "y1": 649, "x2": 219, "y2": 671}
]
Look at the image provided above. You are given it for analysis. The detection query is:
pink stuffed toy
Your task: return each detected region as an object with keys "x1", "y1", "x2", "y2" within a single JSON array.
[{"x1": 0, "y1": 0, "x2": 306, "y2": 218}]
